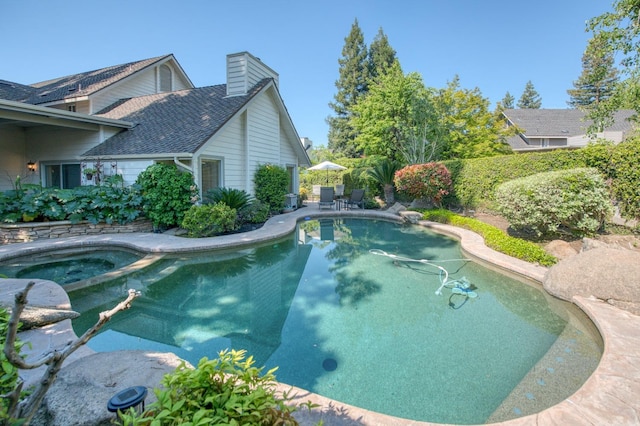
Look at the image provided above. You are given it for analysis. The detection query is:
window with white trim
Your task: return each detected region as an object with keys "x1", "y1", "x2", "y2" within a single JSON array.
[
  {"x1": 201, "y1": 159, "x2": 221, "y2": 196},
  {"x1": 159, "y1": 64, "x2": 172, "y2": 92},
  {"x1": 44, "y1": 163, "x2": 81, "y2": 189}
]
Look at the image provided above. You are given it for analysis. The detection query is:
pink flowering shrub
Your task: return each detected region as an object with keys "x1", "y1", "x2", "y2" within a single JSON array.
[{"x1": 394, "y1": 162, "x2": 452, "y2": 205}]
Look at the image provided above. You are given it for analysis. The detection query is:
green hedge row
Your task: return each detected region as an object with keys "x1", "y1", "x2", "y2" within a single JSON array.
[
  {"x1": 419, "y1": 209, "x2": 557, "y2": 266},
  {"x1": 442, "y1": 137, "x2": 640, "y2": 220}
]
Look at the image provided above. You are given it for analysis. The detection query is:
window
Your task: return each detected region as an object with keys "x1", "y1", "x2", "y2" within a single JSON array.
[
  {"x1": 68, "y1": 105, "x2": 76, "y2": 112},
  {"x1": 286, "y1": 165, "x2": 296, "y2": 193},
  {"x1": 159, "y1": 64, "x2": 172, "y2": 92},
  {"x1": 201, "y1": 159, "x2": 221, "y2": 195},
  {"x1": 44, "y1": 163, "x2": 81, "y2": 189}
]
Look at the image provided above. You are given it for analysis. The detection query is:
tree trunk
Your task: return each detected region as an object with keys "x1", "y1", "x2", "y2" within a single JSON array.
[{"x1": 383, "y1": 184, "x2": 395, "y2": 205}]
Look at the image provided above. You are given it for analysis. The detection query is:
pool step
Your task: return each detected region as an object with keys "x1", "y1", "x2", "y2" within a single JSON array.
[{"x1": 486, "y1": 312, "x2": 602, "y2": 423}]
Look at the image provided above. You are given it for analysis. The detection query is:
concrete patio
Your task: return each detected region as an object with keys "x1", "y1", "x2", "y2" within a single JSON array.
[{"x1": 0, "y1": 204, "x2": 638, "y2": 425}]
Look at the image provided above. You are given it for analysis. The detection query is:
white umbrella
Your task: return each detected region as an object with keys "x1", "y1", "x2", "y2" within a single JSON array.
[{"x1": 307, "y1": 161, "x2": 347, "y2": 184}]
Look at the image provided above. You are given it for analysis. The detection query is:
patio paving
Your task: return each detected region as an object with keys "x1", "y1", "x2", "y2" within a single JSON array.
[{"x1": 1, "y1": 203, "x2": 638, "y2": 425}]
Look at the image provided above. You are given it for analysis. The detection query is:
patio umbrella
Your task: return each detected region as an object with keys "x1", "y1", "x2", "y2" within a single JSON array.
[{"x1": 307, "y1": 160, "x2": 347, "y2": 185}]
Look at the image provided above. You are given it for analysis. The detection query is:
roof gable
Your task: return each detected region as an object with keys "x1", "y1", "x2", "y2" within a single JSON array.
[{"x1": 17, "y1": 55, "x2": 192, "y2": 106}]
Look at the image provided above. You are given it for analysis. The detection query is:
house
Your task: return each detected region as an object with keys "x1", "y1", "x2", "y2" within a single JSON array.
[
  {"x1": 502, "y1": 108, "x2": 636, "y2": 152},
  {"x1": 0, "y1": 52, "x2": 311, "y2": 196}
]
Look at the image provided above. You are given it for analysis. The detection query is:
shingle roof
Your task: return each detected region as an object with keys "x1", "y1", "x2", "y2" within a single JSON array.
[
  {"x1": 9, "y1": 55, "x2": 171, "y2": 105},
  {"x1": 84, "y1": 79, "x2": 272, "y2": 157},
  {"x1": 0, "y1": 80, "x2": 38, "y2": 102},
  {"x1": 503, "y1": 108, "x2": 635, "y2": 137}
]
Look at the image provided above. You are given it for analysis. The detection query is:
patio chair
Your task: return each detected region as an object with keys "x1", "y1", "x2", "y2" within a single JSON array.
[
  {"x1": 318, "y1": 187, "x2": 335, "y2": 209},
  {"x1": 345, "y1": 189, "x2": 365, "y2": 209}
]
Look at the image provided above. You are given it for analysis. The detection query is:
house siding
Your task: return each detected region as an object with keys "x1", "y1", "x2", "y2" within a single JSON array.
[
  {"x1": 247, "y1": 92, "x2": 280, "y2": 185},
  {"x1": 0, "y1": 126, "x2": 32, "y2": 191},
  {"x1": 226, "y1": 52, "x2": 278, "y2": 96},
  {"x1": 199, "y1": 114, "x2": 247, "y2": 191}
]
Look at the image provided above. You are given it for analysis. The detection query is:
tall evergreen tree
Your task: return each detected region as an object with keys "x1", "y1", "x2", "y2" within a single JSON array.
[
  {"x1": 567, "y1": 35, "x2": 619, "y2": 108},
  {"x1": 517, "y1": 81, "x2": 542, "y2": 109},
  {"x1": 368, "y1": 27, "x2": 397, "y2": 82},
  {"x1": 501, "y1": 91, "x2": 515, "y2": 109},
  {"x1": 327, "y1": 19, "x2": 369, "y2": 157}
]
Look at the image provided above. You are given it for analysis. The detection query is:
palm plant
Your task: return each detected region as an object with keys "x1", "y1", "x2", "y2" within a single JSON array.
[
  {"x1": 367, "y1": 159, "x2": 401, "y2": 206},
  {"x1": 204, "y1": 187, "x2": 253, "y2": 210}
]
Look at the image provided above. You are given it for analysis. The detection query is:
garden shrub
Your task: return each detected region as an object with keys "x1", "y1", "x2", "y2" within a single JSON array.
[
  {"x1": 118, "y1": 349, "x2": 307, "y2": 426},
  {"x1": 610, "y1": 136, "x2": 640, "y2": 220},
  {"x1": 253, "y1": 164, "x2": 289, "y2": 213},
  {"x1": 495, "y1": 168, "x2": 613, "y2": 238},
  {"x1": 181, "y1": 203, "x2": 237, "y2": 238},
  {"x1": 420, "y1": 209, "x2": 557, "y2": 266},
  {"x1": 136, "y1": 164, "x2": 198, "y2": 229},
  {"x1": 0, "y1": 176, "x2": 143, "y2": 224},
  {"x1": 394, "y1": 162, "x2": 452, "y2": 206},
  {"x1": 238, "y1": 200, "x2": 270, "y2": 224}
]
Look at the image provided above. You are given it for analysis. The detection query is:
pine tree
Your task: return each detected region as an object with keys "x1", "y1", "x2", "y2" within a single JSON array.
[
  {"x1": 501, "y1": 91, "x2": 515, "y2": 109},
  {"x1": 567, "y1": 35, "x2": 619, "y2": 108},
  {"x1": 327, "y1": 19, "x2": 369, "y2": 156},
  {"x1": 368, "y1": 27, "x2": 397, "y2": 82},
  {"x1": 517, "y1": 81, "x2": 542, "y2": 109}
]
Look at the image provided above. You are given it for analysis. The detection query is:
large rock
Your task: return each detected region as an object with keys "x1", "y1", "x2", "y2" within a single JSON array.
[
  {"x1": 543, "y1": 247, "x2": 640, "y2": 315},
  {"x1": 33, "y1": 351, "x2": 188, "y2": 426}
]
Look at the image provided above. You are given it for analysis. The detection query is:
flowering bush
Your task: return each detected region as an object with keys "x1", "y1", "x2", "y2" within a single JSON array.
[{"x1": 394, "y1": 162, "x2": 452, "y2": 205}]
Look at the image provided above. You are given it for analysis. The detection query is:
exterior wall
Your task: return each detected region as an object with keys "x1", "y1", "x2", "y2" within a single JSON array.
[
  {"x1": 198, "y1": 113, "x2": 247, "y2": 191},
  {"x1": 25, "y1": 127, "x2": 102, "y2": 161},
  {"x1": 0, "y1": 219, "x2": 153, "y2": 245},
  {"x1": 0, "y1": 125, "x2": 38, "y2": 191},
  {"x1": 246, "y1": 92, "x2": 280, "y2": 195}
]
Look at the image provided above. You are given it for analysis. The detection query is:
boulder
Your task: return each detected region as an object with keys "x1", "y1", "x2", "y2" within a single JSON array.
[
  {"x1": 544, "y1": 240, "x2": 578, "y2": 260},
  {"x1": 543, "y1": 247, "x2": 640, "y2": 315},
  {"x1": 32, "y1": 351, "x2": 188, "y2": 426}
]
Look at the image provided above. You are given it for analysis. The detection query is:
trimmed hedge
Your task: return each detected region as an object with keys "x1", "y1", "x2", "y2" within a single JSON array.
[{"x1": 419, "y1": 209, "x2": 557, "y2": 266}]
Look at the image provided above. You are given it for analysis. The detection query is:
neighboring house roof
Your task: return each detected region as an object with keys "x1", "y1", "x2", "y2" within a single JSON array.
[
  {"x1": 4, "y1": 55, "x2": 190, "y2": 106},
  {"x1": 85, "y1": 79, "x2": 272, "y2": 157},
  {"x1": 503, "y1": 108, "x2": 636, "y2": 151},
  {"x1": 504, "y1": 109, "x2": 635, "y2": 137}
]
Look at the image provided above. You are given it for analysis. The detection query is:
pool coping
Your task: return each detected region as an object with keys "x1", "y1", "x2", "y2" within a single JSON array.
[{"x1": 1, "y1": 205, "x2": 638, "y2": 425}]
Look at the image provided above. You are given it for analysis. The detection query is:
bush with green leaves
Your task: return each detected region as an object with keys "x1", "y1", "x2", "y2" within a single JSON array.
[
  {"x1": 181, "y1": 203, "x2": 237, "y2": 238},
  {"x1": 136, "y1": 164, "x2": 198, "y2": 229},
  {"x1": 238, "y1": 200, "x2": 270, "y2": 224},
  {"x1": 420, "y1": 209, "x2": 557, "y2": 266},
  {"x1": 253, "y1": 164, "x2": 289, "y2": 213},
  {"x1": 394, "y1": 162, "x2": 452, "y2": 206},
  {"x1": 495, "y1": 168, "x2": 613, "y2": 238},
  {"x1": 118, "y1": 349, "x2": 307, "y2": 426},
  {"x1": 0, "y1": 175, "x2": 143, "y2": 224},
  {"x1": 610, "y1": 136, "x2": 640, "y2": 220}
]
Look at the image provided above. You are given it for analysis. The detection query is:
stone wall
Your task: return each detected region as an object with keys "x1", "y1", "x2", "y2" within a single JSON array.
[{"x1": 0, "y1": 219, "x2": 153, "y2": 245}]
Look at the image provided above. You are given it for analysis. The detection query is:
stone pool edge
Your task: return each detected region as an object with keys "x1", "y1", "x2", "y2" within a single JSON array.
[{"x1": 1, "y1": 206, "x2": 638, "y2": 425}]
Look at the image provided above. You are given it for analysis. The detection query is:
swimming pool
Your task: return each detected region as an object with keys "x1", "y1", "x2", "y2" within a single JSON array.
[{"x1": 69, "y1": 218, "x2": 602, "y2": 424}]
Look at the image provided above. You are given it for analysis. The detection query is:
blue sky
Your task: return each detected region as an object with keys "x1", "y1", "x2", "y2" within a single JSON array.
[{"x1": 2, "y1": 0, "x2": 612, "y2": 148}]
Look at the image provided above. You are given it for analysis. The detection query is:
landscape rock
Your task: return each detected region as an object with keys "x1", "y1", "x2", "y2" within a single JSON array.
[
  {"x1": 32, "y1": 351, "x2": 188, "y2": 426},
  {"x1": 543, "y1": 247, "x2": 640, "y2": 315},
  {"x1": 544, "y1": 240, "x2": 578, "y2": 260}
]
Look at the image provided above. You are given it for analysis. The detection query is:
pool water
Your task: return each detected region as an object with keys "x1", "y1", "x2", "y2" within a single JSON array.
[
  {"x1": 69, "y1": 219, "x2": 602, "y2": 424},
  {"x1": 0, "y1": 248, "x2": 143, "y2": 284}
]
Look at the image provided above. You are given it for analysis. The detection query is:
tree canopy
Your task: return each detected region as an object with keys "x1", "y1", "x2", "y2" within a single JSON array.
[{"x1": 517, "y1": 81, "x2": 542, "y2": 109}]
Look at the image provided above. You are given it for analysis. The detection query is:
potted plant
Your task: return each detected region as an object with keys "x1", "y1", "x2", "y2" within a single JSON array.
[{"x1": 83, "y1": 168, "x2": 97, "y2": 180}]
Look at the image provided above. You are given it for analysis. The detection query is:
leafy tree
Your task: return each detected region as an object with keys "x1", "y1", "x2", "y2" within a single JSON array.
[
  {"x1": 567, "y1": 34, "x2": 619, "y2": 108},
  {"x1": 586, "y1": 0, "x2": 640, "y2": 129},
  {"x1": 327, "y1": 19, "x2": 369, "y2": 157},
  {"x1": 368, "y1": 27, "x2": 397, "y2": 82},
  {"x1": 501, "y1": 91, "x2": 515, "y2": 109},
  {"x1": 432, "y1": 77, "x2": 513, "y2": 159},
  {"x1": 517, "y1": 80, "x2": 542, "y2": 108},
  {"x1": 351, "y1": 61, "x2": 431, "y2": 162}
]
